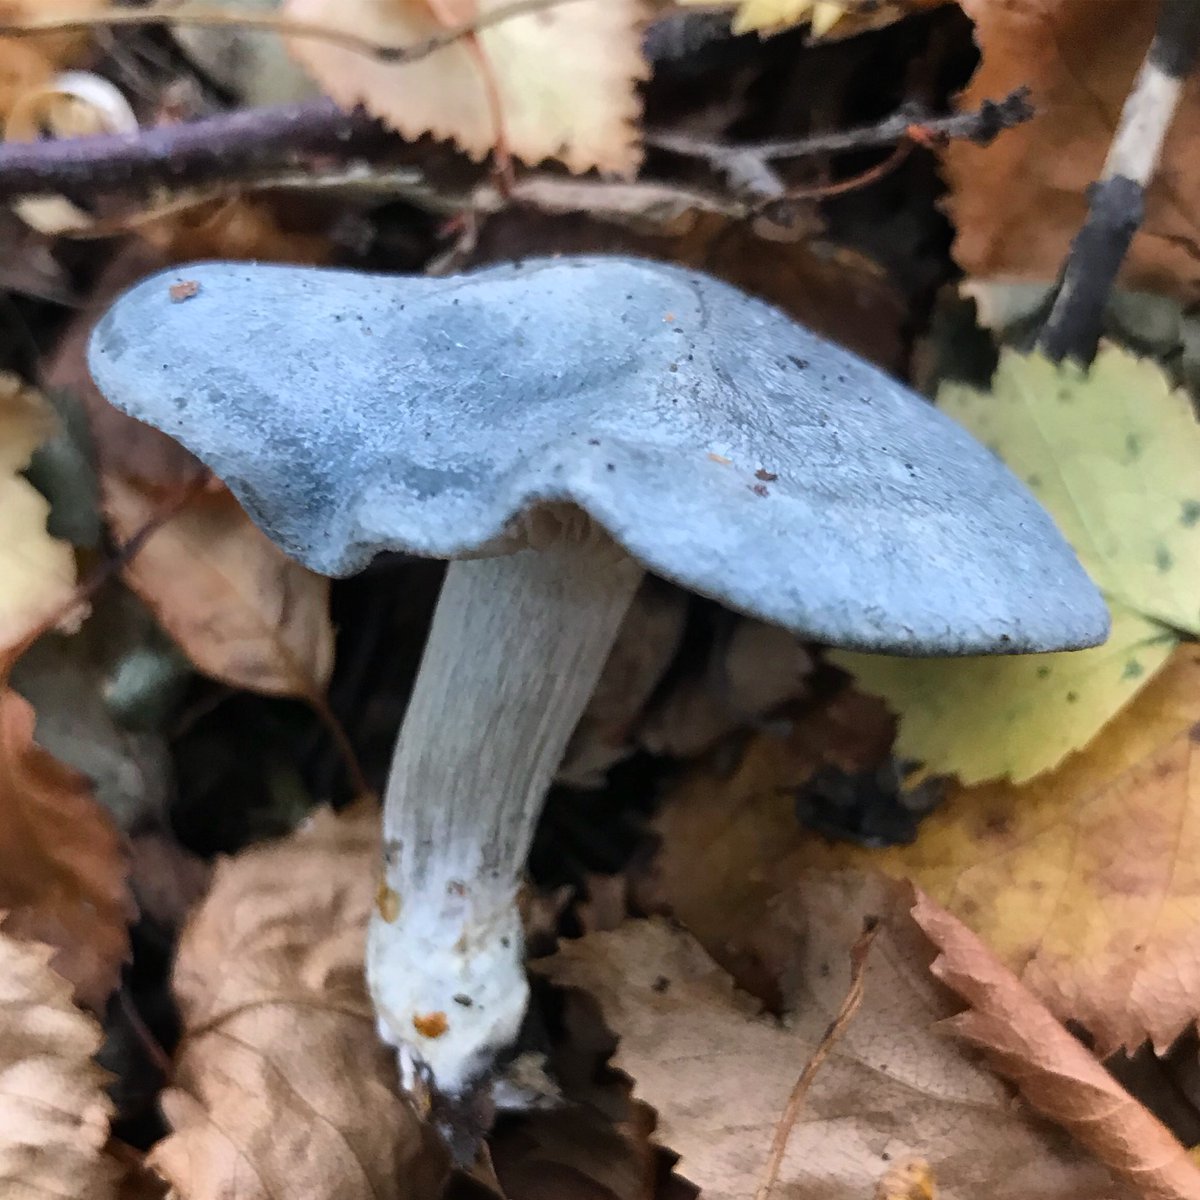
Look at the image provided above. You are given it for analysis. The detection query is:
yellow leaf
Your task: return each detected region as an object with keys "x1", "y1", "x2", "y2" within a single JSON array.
[
  {"x1": 284, "y1": 0, "x2": 647, "y2": 174},
  {"x1": 836, "y1": 345, "x2": 1200, "y2": 784},
  {"x1": 833, "y1": 603, "x2": 1175, "y2": 785},
  {"x1": 676, "y1": 0, "x2": 945, "y2": 39},
  {"x1": 0, "y1": 374, "x2": 77, "y2": 652},
  {"x1": 0, "y1": 929, "x2": 117, "y2": 1199},
  {"x1": 800, "y1": 647, "x2": 1200, "y2": 1054}
]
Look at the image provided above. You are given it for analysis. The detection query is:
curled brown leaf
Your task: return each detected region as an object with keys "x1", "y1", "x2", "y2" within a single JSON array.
[{"x1": 914, "y1": 889, "x2": 1200, "y2": 1200}]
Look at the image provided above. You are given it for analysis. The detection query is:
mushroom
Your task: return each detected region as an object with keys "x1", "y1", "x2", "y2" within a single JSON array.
[{"x1": 87, "y1": 255, "x2": 1108, "y2": 1105}]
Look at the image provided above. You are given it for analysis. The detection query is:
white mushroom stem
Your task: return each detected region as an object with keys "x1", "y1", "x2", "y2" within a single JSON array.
[{"x1": 367, "y1": 523, "x2": 643, "y2": 1097}]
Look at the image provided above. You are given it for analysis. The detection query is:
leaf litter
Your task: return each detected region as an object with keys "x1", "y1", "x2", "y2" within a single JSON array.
[{"x1": 1, "y1": 3, "x2": 1200, "y2": 1199}]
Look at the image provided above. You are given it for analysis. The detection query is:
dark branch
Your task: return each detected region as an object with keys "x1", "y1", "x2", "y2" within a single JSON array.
[{"x1": 0, "y1": 99, "x2": 399, "y2": 201}]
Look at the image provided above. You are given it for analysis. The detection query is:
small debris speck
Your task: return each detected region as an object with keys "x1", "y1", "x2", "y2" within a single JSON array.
[
  {"x1": 453, "y1": 994, "x2": 473, "y2": 1007},
  {"x1": 751, "y1": 483, "x2": 769, "y2": 497},
  {"x1": 663, "y1": 312, "x2": 675, "y2": 323},
  {"x1": 413, "y1": 1012, "x2": 449, "y2": 1039},
  {"x1": 169, "y1": 280, "x2": 199, "y2": 303},
  {"x1": 375, "y1": 883, "x2": 400, "y2": 923},
  {"x1": 651, "y1": 976, "x2": 671, "y2": 994},
  {"x1": 708, "y1": 452, "x2": 731, "y2": 465},
  {"x1": 755, "y1": 468, "x2": 777, "y2": 482}
]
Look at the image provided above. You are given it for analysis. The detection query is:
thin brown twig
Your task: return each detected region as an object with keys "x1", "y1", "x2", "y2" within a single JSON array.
[
  {"x1": 0, "y1": 0, "x2": 586, "y2": 62},
  {"x1": 754, "y1": 917, "x2": 880, "y2": 1200},
  {"x1": 647, "y1": 89, "x2": 1034, "y2": 201},
  {"x1": 769, "y1": 139, "x2": 914, "y2": 205}
]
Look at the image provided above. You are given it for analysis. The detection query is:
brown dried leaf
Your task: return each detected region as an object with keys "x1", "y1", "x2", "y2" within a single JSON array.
[
  {"x1": 546, "y1": 874, "x2": 1127, "y2": 1200},
  {"x1": 914, "y1": 890, "x2": 1200, "y2": 1200},
  {"x1": 944, "y1": 0, "x2": 1200, "y2": 303},
  {"x1": 149, "y1": 808, "x2": 446, "y2": 1200},
  {"x1": 0, "y1": 687, "x2": 134, "y2": 1010},
  {"x1": 285, "y1": 0, "x2": 648, "y2": 174},
  {"x1": 0, "y1": 928, "x2": 117, "y2": 1199},
  {"x1": 104, "y1": 477, "x2": 334, "y2": 697}
]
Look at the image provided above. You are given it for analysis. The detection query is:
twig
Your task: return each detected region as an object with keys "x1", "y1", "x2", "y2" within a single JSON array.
[
  {"x1": 773, "y1": 139, "x2": 913, "y2": 204},
  {"x1": 0, "y1": 98, "x2": 392, "y2": 200},
  {"x1": 0, "y1": 0, "x2": 586, "y2": 63},
  {"x1": 754, "y1": 917, "x2": 879, "y2": 1200},
  {"x1": 1038, "y1": 0, "x2": 1200, "y2": 364},
  {"x1": 647, "y1": 89, "x2": 1034, "y2": 201}
]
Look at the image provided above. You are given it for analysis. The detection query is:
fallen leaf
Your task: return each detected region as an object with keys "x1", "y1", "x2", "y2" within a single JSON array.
[
  {"x1": 945, "y1": 0, "x2": 1200, "y2": 304},
  {"x1": 678, "y1": 0, "x2": 946, "y2": 38},
  {"x1": 836, "y1": 604, "x2": 1174, "y2": 786},
  {"x1": 673, "y1": 646, "x2": 1200, "y2": 1055},
  {"x1": 939, "y1": 348, "x2": 1200, "y2": 629},
  {"x1": 104, "y1": 477, "x2": 334, "y2": 697},
  {"x1": 0, "y1": 684, "x2": 134, "y2": 1011},
  {"x1": 149, "y1": 807, "x2": 446, "y2": 1200},
  {"x1": 0, "y1": 372, "x2": 78, "y2": 651},
  {"x1": 546, "y1": 874, "x2": 1127, "y2": 1200},
  {"x1": 836, "y1": 345, "x2": 1199, "y2": 784},
  {"x1": 285, "y1": 0, "x2": 648, "y2": 173},
  {"x1": 0, "y1": 928, "x2": 117, "y2": 1199},
  {"x1": 914, "y1": 889, "x2": 1200, "y2": 1200},
  {"x1": 806, "y1": 646, "x2": 1200, "y2": 1055}
]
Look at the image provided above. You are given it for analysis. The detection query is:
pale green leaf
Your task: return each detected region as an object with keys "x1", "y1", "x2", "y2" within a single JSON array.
[{"x1": 832, "y1": 604, "x2": 1175, "y2": 785}]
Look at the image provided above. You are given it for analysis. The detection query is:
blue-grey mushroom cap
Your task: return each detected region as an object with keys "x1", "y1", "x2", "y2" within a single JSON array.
[{"x1": 87, "y1": 255, "x2": 1108, "y2": 655}]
